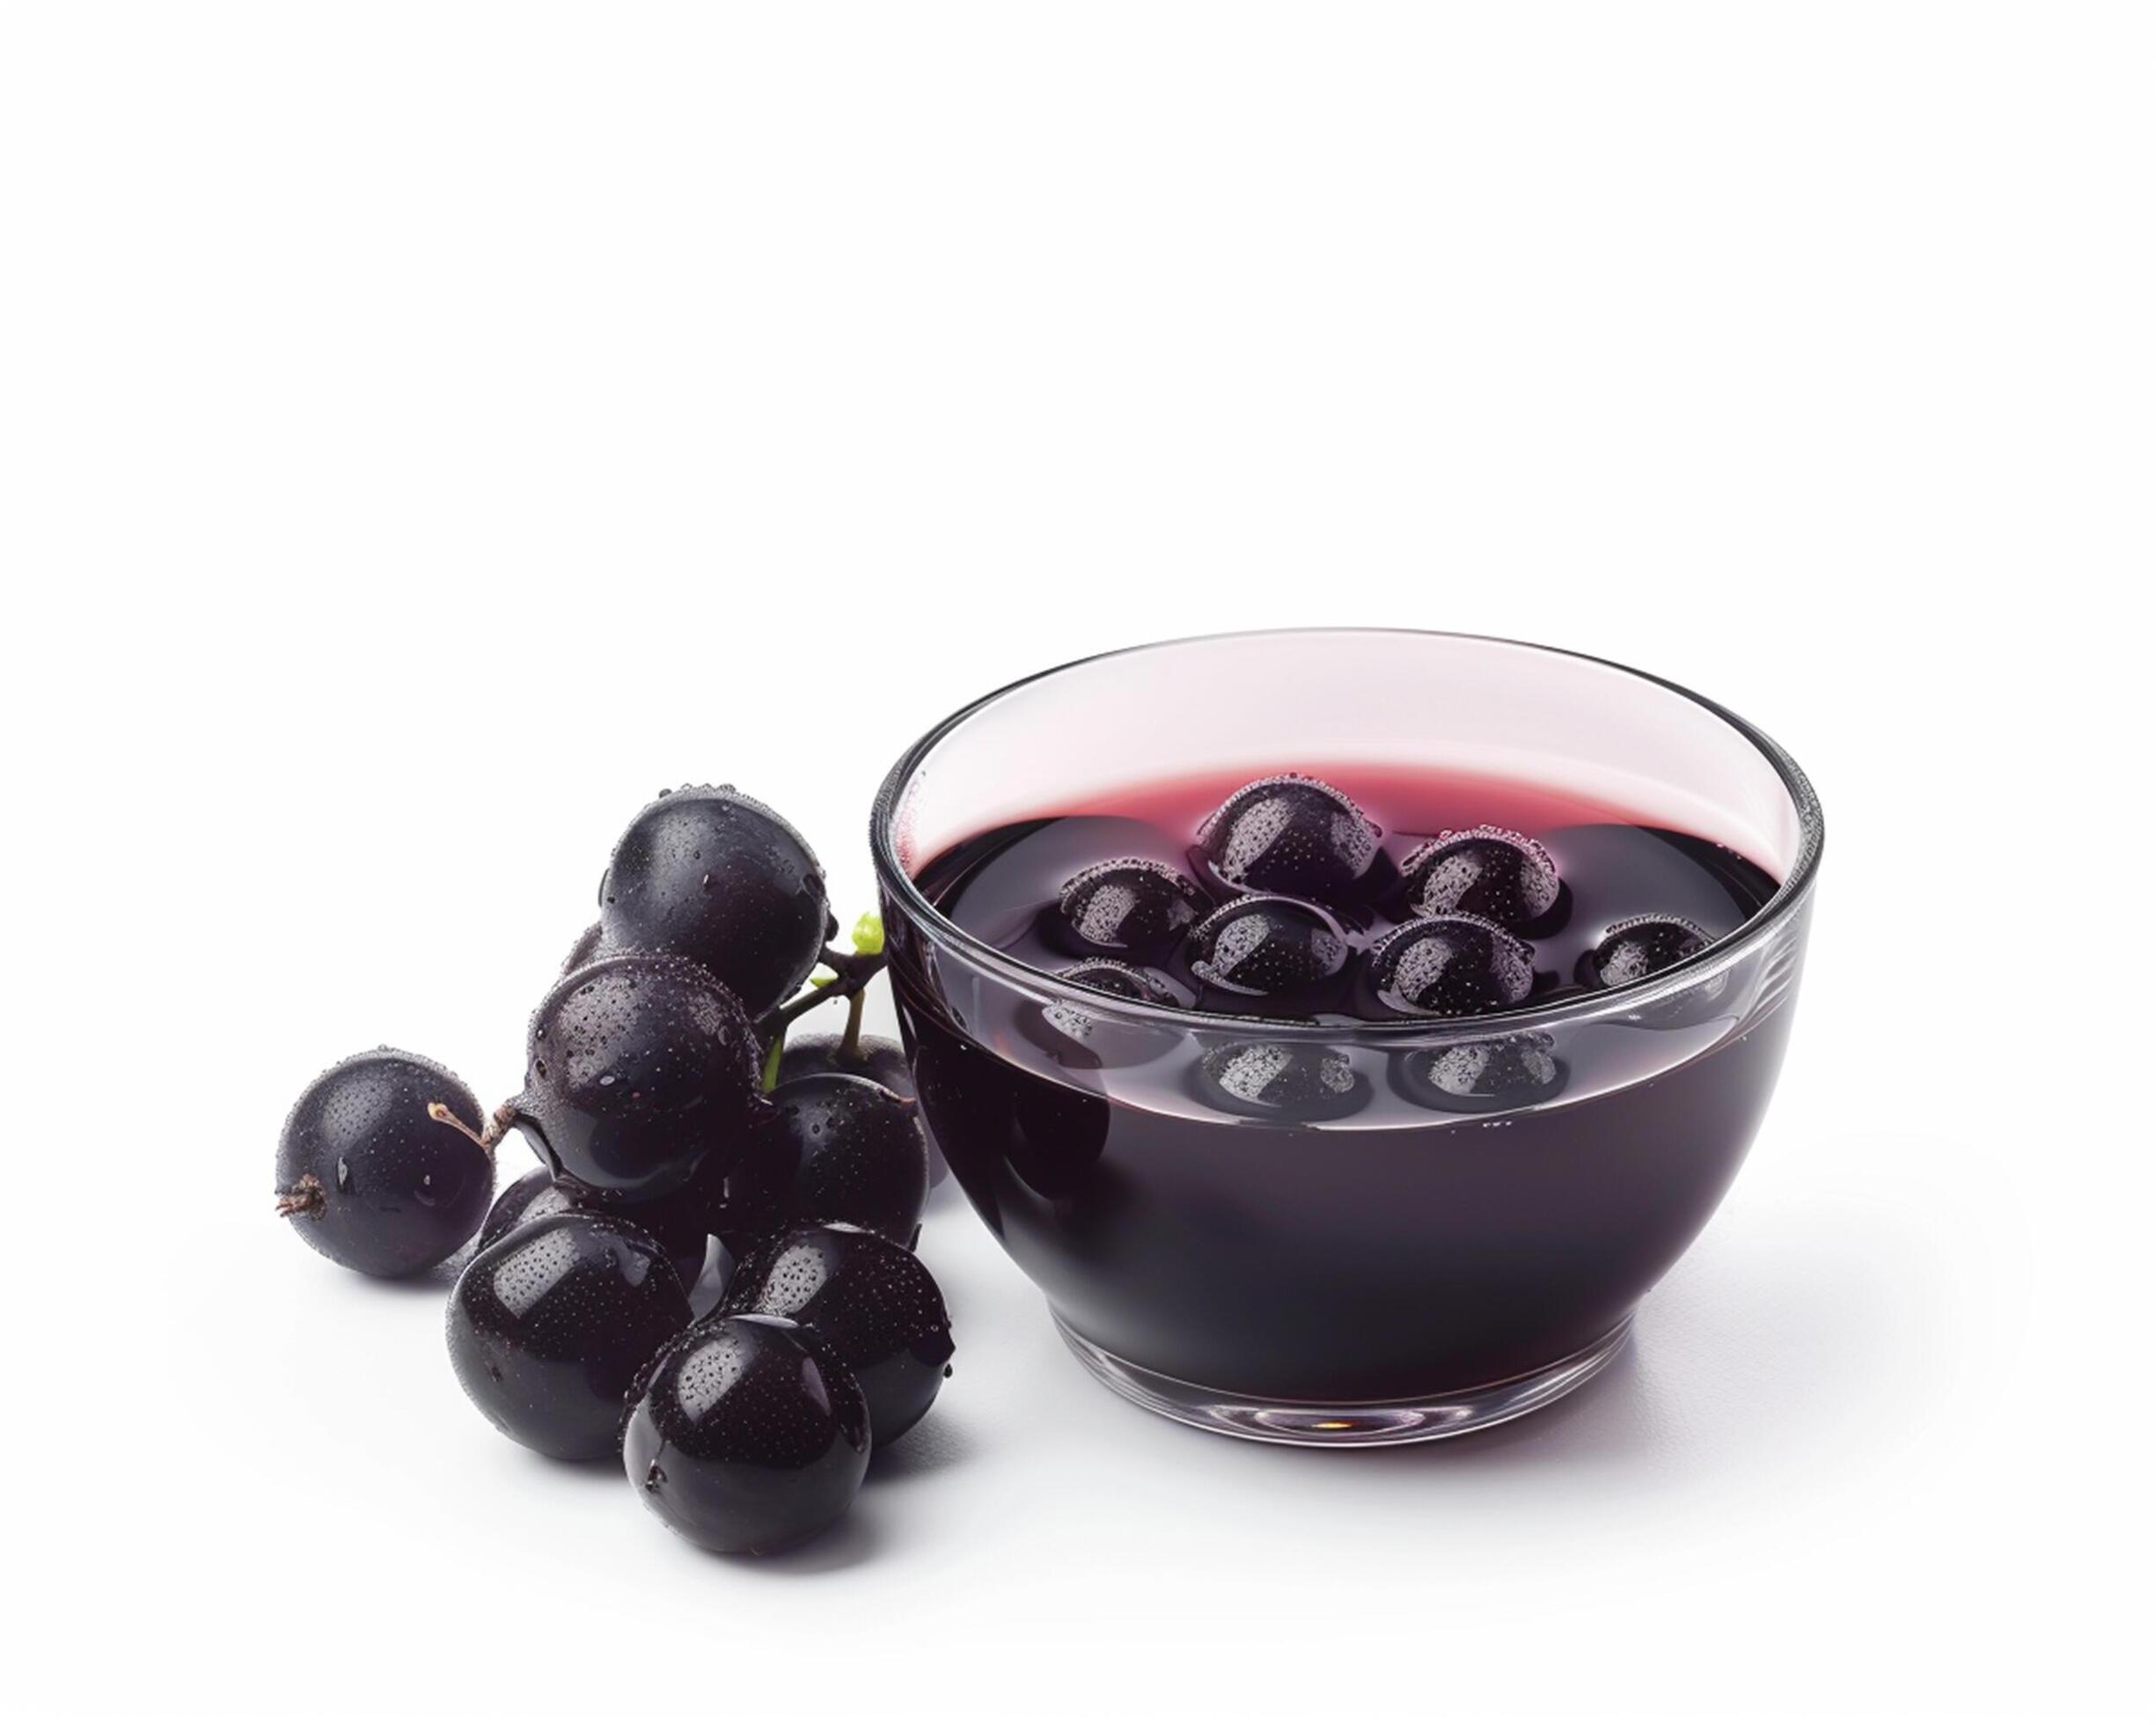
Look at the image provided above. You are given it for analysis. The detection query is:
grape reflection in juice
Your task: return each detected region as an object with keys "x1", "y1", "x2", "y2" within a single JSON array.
[{"x1": 893, "y1": 765, "x2": 1795, "y2": 1405}]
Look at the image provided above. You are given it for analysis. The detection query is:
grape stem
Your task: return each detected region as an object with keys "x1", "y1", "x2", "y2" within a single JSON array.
[
  {"x1": 759, "y1": 947, "x2": 888, "y2": 1039},
  {"x1": 839, "y1": 985, "x2": 865, "y2": 1061},
  {"x1": 274, "y1": 1173, "x2": 326, "y2": 1219},
  {"x1": 429, "y1": 1099, "x2": 510, "y2": 1154}
]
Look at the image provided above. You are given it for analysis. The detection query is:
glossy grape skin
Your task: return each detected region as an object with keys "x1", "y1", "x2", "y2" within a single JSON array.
[
  {"x1": 723, "y1": 1222, "x2": 954, "y2": 1447},
  {"x1": 622, "y1": 1314, "x2": 869, "y2": 1555},
  {"x1": 1184, "y1": 894, "x2": 1353, "y2": 1003},
  {"x1": 1048, "y1": 858, "x2": 1209, "y2": 958},
  {"x1": 1580, "y1": 915, "x2": 1709, "y2": 987},
  {"x1": 507, "y1": 952, "x2": 769, "y2": 1202},
  {"x1": 1399, "y1": 826, "x2": 1564, "y2": 934},
  {"x1": 1194, "y1": 774, "x2": 1382, "y2": 904},
  {"x1": 480, "y1": 1166, "x2": 708, "y2": 1289},
  {"x1": 275, "y1": 1049, "x2": 494, "y2": 1278},
  {"x1": 596, "y1": 786, "x2": 831, "y2": 1017},
  {"x1": 750, "y1": 1072, "x2": 932, "y2": 1247},
  {"x1": 777, "y1": 1031, "x2": 946, "y2": 1187},
  {"x1": 560, "y1": 921, "x2": 606, "y2": 975},
  {"x1": 1367, "y1": 914, "x2": 1536, "y2": 1017},
  {"x1": 446, "y1": 1211, "x2": 693, "y2": 1461},
  {"x1": 777, "y1": 1030, "x2": 911, "y2": 1095}
]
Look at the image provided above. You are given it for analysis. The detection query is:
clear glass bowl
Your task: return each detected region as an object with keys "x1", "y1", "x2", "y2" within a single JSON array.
[{"x1": 871, "y1": 630, "x2": 1822, "y2": 1444}]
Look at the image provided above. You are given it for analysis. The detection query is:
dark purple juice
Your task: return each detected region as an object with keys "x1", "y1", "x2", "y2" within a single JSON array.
[{"x1": 889, "y1": 765, "x2": 1798, "y2": 1402}]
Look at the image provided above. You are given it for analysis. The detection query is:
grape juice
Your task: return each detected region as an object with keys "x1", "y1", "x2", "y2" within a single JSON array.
[{"x1": 889, "y1": 764, "x2": 1801, "y2": 1402}]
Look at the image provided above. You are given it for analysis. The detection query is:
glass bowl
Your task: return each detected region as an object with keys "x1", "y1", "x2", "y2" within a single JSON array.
[{"x1": 870, "y1": 630, "x2": 1822, "y2": 1445}]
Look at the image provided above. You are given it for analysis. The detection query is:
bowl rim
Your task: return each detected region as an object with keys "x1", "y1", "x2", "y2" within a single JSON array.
[{"x1": 868, "y1": 627, "x2": 1823, "y2": 1040}]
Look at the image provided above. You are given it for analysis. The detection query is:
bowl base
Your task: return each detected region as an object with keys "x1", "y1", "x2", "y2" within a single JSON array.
[{"x1": 1052, "y1": 1312, "x2": 1633, "y2": 1447}]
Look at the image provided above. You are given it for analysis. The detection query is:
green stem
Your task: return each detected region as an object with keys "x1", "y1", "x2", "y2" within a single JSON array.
[
  {"x1": 754, "y1": 921, "x2": 890, "y2": 1086},
  {"x1": 759, "y1": 950, "x2": 887, "y2": 1039},
  {"x1": 840, "y1": 987, "x2": 865, "y2": 1062}
]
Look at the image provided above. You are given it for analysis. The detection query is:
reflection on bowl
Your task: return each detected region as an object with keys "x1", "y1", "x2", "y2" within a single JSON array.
[
  {"x1": 1390, "y1": 1033, "x2": 1568, "y2": 1114},
  {"x1": 1190, "y1": 1040, "x2": 1372, "y2": 1122}
]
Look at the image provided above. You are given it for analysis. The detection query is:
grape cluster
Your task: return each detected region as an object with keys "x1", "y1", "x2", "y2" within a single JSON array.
[
  {"x1": 1040, "y1": 774, "x2": 1713, "y2": 1025},
  {"x1": 1034, "y1": 775, "x2": 1727, "y2": 1119},
  {"x1": 275, "y1": 785, "x2": 950, "y2": 1558}
]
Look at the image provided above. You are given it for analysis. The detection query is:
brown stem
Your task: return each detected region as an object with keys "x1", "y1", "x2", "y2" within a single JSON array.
[
  {"x1": 275, "y1": 1173, "x2": 326, "y2": 1219},
  {"x1": 427, "y1": 1100, "x2": 497, "y2": 1155}
]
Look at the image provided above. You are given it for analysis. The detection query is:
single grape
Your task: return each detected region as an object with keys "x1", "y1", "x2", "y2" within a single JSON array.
[
  {"x1": 1048, "y1": 858, "x2": 1209, "y2": 958},
  {"x1": 1184, "y1": 894, "x2": 1352, "y2": 1004},
  {"x1": 479, "y1": 1166, "x2": 709, "y2": 1288},
  {"x1": 759, "y1": 1072, "x2": 932, "y2": 1247},
  {"x1": 622, "y1": 1315, "x2": 870, "y2": 1555},
  {"x1": 1399, "y1": 826, "x2": 1564, "y2": 933},
  {"x1": 274, "y1": 1048, "x2": 494, "y2": 1279},
  {"x1": 777, "y1": 1030, "x2": 946, "y2": 1187},
  {"x1": 446, "y1": 1211, "x2": 693, "y2": 1461},
  {"x1": 777, "y1": 1030, "x2": 911, "y2": 1096},
  {"x1": 723, "y1": 1222, "x2": 954, "y2": 1447},
  {"x1": 504, "y1": 952, "x2": 768, "y2": 1203},
  {"x1": 1580, "y1": 914, "x2": 1711, "y2": 987},
  {"x1": 596, "y1": 785, "x2": 831, "y2": 1017},
  {"x1": 1368, "y1": 914, "x2": 1536, "y2": 1017},
  {"x1": 1194, "y1": 774, "x2": 1382, "y2": 904}
]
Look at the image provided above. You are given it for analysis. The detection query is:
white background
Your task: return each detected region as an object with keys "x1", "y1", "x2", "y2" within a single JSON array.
[{"x1": 3, "y1": 4, "x2": 2150, "y2": 1721}]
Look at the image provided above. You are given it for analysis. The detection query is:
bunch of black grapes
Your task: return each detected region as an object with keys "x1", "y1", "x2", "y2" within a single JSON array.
[{"x1": 275, "y1": 786, "x2": 952, "y2": 1556}]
